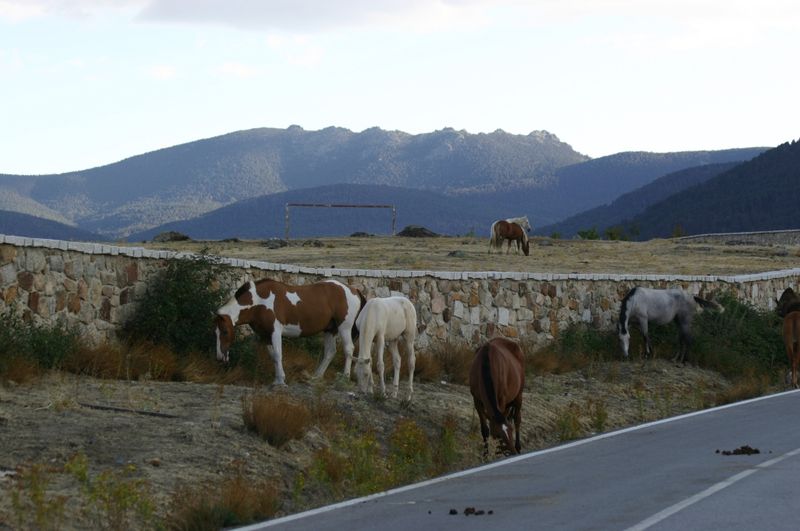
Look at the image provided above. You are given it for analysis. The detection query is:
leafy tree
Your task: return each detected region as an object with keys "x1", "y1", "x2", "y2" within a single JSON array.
[
  {"x1": 577, "y1": 227, "x2": 600, "y2": 240},
  {"x1": 122, "y1": 255, "x2": 233, "y2": 354}
]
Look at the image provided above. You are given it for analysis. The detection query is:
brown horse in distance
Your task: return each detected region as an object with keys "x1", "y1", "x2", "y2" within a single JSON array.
[
  {"x1": 469, "y1": 337, "x2": 525, "y2": 456},
  {"x1": 489, "y1": 220, "x2": 530, "y2": 256}
]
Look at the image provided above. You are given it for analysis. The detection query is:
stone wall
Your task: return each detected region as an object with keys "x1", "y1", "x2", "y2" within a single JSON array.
[
  {"x1": 677, "y1": 229, "x2": 800, "y2": 247},
  {"x1": 1, "y1": 234, "x2": 799, "y2": 349}
]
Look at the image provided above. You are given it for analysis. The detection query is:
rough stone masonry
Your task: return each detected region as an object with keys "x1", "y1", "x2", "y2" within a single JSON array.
[{"x1": 1, "y1": 234, "x2": 798, "y2": 349}]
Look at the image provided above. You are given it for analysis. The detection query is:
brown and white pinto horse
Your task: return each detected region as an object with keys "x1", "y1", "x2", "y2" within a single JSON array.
[
  {"x1": 469, "y1": 337, "x2": 525, "y2": 456},
  {"x1": 489, "y1": 216, "x2": 531, "y2": 256},
  {"x1": 214, "y1": 278, "x2": 365, "y2": 386}
]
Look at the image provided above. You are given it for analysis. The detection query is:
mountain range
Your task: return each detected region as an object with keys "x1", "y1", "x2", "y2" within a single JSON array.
[{"x1": 0, "y1": 124, "x2": 792, "y2": 242}]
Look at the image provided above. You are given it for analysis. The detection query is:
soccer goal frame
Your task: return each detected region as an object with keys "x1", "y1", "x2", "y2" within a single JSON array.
[{"x1": 284, "y1": 202, "x2": 397, "y2": 240}]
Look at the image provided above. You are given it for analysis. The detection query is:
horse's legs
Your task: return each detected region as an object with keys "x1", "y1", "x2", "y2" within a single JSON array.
[
  {"x1": 312, "y1": 333, "x2": 337, "y2": 379},
  {"x1": 372, "y1": 332, "x2": 387, "y2": 396},
  {"x1": 674, "y1": 320, "x2": 692, "y2": 364},
  {"x1": 636, "y1": 319, "x2": 652, "y2": 357},
  {"x1": 512, "y1": 395, "x2": 523, "y2": 454},
  {"x1": 404, "y1": 332, "x2": 416, "y2": 399},
  {"x1": 339, "y1": 325, "x2": 356, "y2": 378},
  {"x1": 388, "y1": 340, "x2": 401, "y2": 399},
  {"x1": 269, "y1": 330, "x2": 287, "y2": 386},
  {"x1": 474, "y1": 399, "x2": 490, "y2": 458}
]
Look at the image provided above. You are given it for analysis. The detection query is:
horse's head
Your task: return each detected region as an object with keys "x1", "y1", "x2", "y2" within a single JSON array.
[
  {"x1": 777, "y1": 287, "x2": 800, "y2": 317},
  {"x1": 522, "y1": 238, "x2": 530, "y2": 256},
  {"x1": 214, "y1": 281, "x2": 255, "y2": 363},
  {"x1": 490, "y1": 418, "x2": 518, "y2": 455},
  {"x1": 520, "y1": 216, "x2": 532, "y2": 233},
  {"x1": 617, "y1": 321, "x2": 630, "y2": 358},
  {"x1": 214, "y1": 313, "x2": 235, "y2": 363}
]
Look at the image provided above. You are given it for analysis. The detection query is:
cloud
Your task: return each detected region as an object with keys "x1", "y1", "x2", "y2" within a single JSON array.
[
  {"x1": 0, "y1": 0, "x2": 145, "y2": 21},
  {"x1": 217, "y1": 61, "x2": 259, "y2": 78},
  {"x1": 266, "y1": 35, "x2": 323, "y2": 66},
  {"x1": 0, "y1": 0, "x2": 45, "y2": 21},
  {"x1": 137, "y1": 0, "x2": 493, "y2": 33},
  {"x1": 147, "y1": 64, "x2": 177, "y2": 80}
]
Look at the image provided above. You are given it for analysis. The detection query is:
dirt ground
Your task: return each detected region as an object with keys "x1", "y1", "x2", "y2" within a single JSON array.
[
  {"x1": 0, "y1": 359, "x2": 739, "y2": 529},
  {"x1": 1, "y1": 235, "x2": 792, "y2": 528},
  {"x1": 136, "y1": 236, "x2": 800, "y2": 276}
]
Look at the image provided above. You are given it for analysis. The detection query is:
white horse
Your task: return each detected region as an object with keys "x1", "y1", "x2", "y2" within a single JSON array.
[
  {"x1": 618, "y1": 287, "x2": 723, "y2": 363},
  {"x1": 355, "y1": 296, "x2": 417, "y2": 398},
  {"x1": 489, "y1": 216, "x2": 532, "y2": 254}
]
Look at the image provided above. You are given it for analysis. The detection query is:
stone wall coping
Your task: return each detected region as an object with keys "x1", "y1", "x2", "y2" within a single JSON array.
[
  {"x1": 3, "y1": 232, "x2": 800, "y2": 284},
  {"x1": 676, "y1": 228, "x2": 800, "y2": 240}
]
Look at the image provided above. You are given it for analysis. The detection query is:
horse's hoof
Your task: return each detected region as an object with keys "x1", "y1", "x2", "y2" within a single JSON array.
[{"x1": 270, "y1": 382, "x2": 288, "y2": 390}]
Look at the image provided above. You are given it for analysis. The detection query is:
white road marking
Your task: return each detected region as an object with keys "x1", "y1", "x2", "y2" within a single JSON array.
[
  {"x1": 624, "y1": 446, "x2": 800, "y2": 531},
  {"x1": 236, "y1": 389, "x2": 800, "y2": 530}
]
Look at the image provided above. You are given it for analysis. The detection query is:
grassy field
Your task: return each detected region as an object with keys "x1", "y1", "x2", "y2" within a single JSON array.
[{"x1": 134, "y1": 236, "x2": 800, "y2": 275}]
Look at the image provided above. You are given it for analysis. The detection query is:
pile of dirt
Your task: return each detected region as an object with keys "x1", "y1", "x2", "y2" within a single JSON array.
[
  {"x1": 0, "y1": 359, "x2": 734, "y2": 528},
  {"x1": 151, "y1": 231, "x2": 191, "y2": 243},
  {"x1": 398, "y1": 225, "x2": 438, "y2": 237}
]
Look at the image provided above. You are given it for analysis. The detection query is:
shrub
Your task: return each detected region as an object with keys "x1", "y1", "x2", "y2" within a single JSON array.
[
  {"x1": 121, "y1": 255, "x2": 233, "y2": 355},
  {"x1": 0, "y1": 309, "x2": 80, "y2": 381},
  {"x1": 432, "y1": 415, "x2": 462, "y2": 474},
  {"x1": 690, "y1": 293, "x2": 783, "y2": 379},
  {"x1": 242, "y1": 392, "x2": 311, "y2": 447},
  {"x1": 555, "y1": 402, "x2": 583, "y2": 441},
  {"x1": 422, "y1": 340, "x2": 473, "y2": 385},
  {"x1": 525, "y1": 323, "x2": 616, "y2": 375},
  {"x1": 389, "y1": 418, "x2": 432, "y2": 484},
  {"x1": 167, "y1": 469, "x2": 279, "y2": 530}
]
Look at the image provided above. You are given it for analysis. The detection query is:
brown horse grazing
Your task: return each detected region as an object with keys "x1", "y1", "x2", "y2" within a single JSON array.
[
  {"x1": 776, "y1": 287, "x2": 800, "y2": 317},
  {"x1": 783, "y1": 312, "x2": 800, "y2": 388},
  {"x1": 469, "y1": 337, "x2": 525, "y2": 456},
  {"x1": 489, "y1": 217, "x2": 531, "y2": 256},
  {"x1": 214, "y1": 278, "x2": 365, "y2": 386},
  {"x1": 776, "y1": 288, "x2": 800, "y2": 388}
]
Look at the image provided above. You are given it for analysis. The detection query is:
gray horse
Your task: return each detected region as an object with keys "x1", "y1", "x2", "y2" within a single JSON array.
[{"x1": 618, "y1": 287, "x2": 723, "y2": 363}]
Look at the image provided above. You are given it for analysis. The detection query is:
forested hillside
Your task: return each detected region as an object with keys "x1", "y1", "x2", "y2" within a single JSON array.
[
  {"x1": 539, "y1": 162, "x2": 741, "y2": 238},
  {"x1": 619, "y1": 140, "x2": 800, "y2": 239},
  {"x1": 0, "y1": 210, "x2": 104, "y2": 241},
  {"x1": 545, "y1": 148, "x2": 766, "y2": 220}
]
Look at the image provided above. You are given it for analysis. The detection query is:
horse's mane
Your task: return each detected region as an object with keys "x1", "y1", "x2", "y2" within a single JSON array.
[
  {"x1": 505, "y1": 216, "x2": 529, "y2": 226},
  {"x1": 618, "y1": 287, "x2": 638, "y2": 335}
]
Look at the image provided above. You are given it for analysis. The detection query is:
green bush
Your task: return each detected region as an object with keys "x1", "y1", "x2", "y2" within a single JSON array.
[
  {"x1": 0, "y1": 309, "x2": 80, "y2": 374},
  {"x1": 121, "y1": 255, "x2": 232, "y2": 355},
  {"x1": 691, "y1": 293, "x2": 783, "y2": 378}
]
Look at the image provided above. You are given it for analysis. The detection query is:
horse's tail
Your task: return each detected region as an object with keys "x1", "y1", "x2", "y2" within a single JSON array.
[
  {"x1": 694, "y1": 296, "x2": 724, "y2": 313},
  {"x1": 351, "y1": 289, "x2": 368, "y2": 342},
  {"x1": 478, "y1": 345, "x2": 505, "y2": 426},
  {"x1": 618, "y1": 287, "x2": 637, "y2": 335},
  {"x1": 489, "y1": 221, "x2": 499, "y2": 251}
]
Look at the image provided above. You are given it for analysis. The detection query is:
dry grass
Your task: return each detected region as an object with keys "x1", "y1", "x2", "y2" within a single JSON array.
[
  {"x1": 413, "y1": 352, "x2": 443, "y2": 382},
  {"x1": 167, "y1": 469, "x2": 280, "y2": 531},
  {"x1": 1, "y1": 357, "x2": 41, "y2": 384},
  {"x1": 133, "y1": 236, "x2": 800, "y2": 276},
  {"x1": 242, "y1": 392, "x2": 312, "y2": 447},
  {"x1": 422, "y1": 340, "x2": 474, "y2": 385}
]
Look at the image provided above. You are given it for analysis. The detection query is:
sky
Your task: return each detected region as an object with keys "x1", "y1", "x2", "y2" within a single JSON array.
[{"x1": 1, "y1": 0, "x2": 798, "y2": 175}]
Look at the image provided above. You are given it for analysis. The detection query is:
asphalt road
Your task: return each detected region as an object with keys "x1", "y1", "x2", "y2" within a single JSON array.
[{"x1": 240, "y1": 390, "x2": 800, "y2": 531}]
